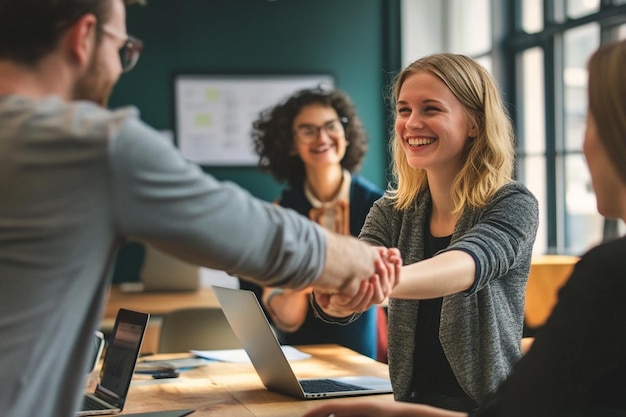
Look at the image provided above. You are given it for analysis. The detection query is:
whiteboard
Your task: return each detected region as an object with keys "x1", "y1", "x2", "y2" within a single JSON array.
[{"x1": 174, "y1": 74, "x2": 334, "y2": 166}]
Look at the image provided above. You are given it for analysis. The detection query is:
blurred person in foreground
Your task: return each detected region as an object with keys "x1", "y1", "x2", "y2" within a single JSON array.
[{"x1": 0, "y1": 1, "x2": 401, "y2": 416}]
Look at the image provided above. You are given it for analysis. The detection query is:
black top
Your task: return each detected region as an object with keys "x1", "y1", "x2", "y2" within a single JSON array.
[
  {"x1": 409, "y1": 220, "x2": 477, "y2": 411},
  {"x1": 472, "y1": 236, "x2": 626, "y2": 417}
]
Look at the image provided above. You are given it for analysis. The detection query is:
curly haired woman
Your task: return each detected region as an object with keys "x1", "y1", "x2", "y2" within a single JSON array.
[{"x1": 241, "y1": 88, "x2": 386, "y2": 360}]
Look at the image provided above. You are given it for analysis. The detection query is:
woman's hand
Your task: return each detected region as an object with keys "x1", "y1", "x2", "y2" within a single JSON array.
[{"x1": 315, "y1": 247, "x2": 401, "y2": 316}]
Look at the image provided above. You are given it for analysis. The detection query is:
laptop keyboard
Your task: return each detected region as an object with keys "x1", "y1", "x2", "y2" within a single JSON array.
[
  {"x1": 300, "y1": 379, "x2": 364, "y2": 393},
  {"x1": 82, "y1": 395, "x2": 109, "y2": 411}
]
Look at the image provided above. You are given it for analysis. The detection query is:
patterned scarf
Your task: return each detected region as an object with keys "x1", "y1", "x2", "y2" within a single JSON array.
[{"x1": 304, "y1": 170, "x2": 351, "y2": 235}]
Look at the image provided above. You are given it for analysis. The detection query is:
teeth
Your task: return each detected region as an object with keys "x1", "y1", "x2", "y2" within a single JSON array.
[
  {"x1": 407, "y1": 137, "x2": 435, "y2": 146},
  {"x1": 312, "y1": 147, "x2": 329, "y2": 153}
]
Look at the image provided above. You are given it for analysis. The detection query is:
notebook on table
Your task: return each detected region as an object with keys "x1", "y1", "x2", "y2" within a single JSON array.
[
  {"x1": 77, "y1": 308, "x2": 150, "y2": 416},
  {"x1": 211, "y1": 285, "x2": 393, "y2": 399}
]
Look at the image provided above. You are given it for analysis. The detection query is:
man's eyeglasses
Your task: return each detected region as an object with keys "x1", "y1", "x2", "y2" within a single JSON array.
[
  {"x1": 293, "y1": 117, "x2": 348, "y2": 143},
  {"x1": 101, "y1": 25, "x2": 144, "y2": 73}
]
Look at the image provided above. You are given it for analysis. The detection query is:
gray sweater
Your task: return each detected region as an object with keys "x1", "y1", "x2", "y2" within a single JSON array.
[
  {"x1": 0, "y1": 95, "x2": 326, "y2": 417},
  {"x1": 360, "y1": 182, "x2": 538, "y2": 405}
]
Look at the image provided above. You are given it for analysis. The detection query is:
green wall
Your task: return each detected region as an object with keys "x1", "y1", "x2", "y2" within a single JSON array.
[{"x1": 109, "y1": 0, "x2": 401, "y2": 281}]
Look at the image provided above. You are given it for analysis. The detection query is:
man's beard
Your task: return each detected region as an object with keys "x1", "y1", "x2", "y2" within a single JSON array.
[{"x1": 72, "y1": 51, "x2": 116, "y2": 107}]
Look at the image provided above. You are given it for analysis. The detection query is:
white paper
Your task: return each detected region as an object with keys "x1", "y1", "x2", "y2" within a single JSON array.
[
  {"x1": 190, "y1": 345, "x2": 311, "y2": 363},
  {"x1": 175, "y1": 75, "x2": 334, "y2": 166}
]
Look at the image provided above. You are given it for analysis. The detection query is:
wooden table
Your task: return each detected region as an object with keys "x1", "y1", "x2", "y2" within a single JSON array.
[{"x1": 107, "y1": 345, "x2": 394, "y2": 417}]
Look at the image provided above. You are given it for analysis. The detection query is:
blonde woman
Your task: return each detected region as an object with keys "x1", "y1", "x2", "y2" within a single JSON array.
[
  {"x1": 305, "y1": 39, "x2": 626, "y2": 417},
  {"x1": 313, "y1": 53, "x2": 539, "y2": 411}
]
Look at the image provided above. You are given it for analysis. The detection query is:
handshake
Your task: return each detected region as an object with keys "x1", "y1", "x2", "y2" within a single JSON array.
[{"x1": 310, "y1": 231, "x2": 402, "y2": 317}]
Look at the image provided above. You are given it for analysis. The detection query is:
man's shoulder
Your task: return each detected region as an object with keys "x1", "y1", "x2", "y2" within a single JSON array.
[
  {"x1": 66, "y1": 100, "x2": 140, "y2": 129},
  {"x1": 1, "y1": 95, "x2": 141, "y2": 139},
  {"x1": 2, "y1": 94, "x2": 138, "y2": 117}
]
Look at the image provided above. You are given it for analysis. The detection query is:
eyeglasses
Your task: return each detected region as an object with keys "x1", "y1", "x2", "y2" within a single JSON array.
[
  {"x1": 293, "y1": 117, "x2": 348, "y2": 143},
  {"x1": 101, "y1": 24, "x2": 144, "y2": 73}
]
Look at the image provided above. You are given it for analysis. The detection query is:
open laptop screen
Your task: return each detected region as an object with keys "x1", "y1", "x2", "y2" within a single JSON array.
[{"x1": 95, "y1": 309, "x2": 148, "y2": 407}]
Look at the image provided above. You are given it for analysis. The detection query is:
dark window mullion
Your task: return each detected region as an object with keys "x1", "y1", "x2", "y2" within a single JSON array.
[{"x1": 544, "y1": 38, "x2": 561, "y2": 253}]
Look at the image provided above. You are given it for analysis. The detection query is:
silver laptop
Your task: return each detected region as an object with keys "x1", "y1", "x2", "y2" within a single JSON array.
[
  {"x1": 77, "y1": 308, "x2": 150, "y2": 416},
  {"x1": 212, "y1": 285, "x2": 393, "y2": 399}
]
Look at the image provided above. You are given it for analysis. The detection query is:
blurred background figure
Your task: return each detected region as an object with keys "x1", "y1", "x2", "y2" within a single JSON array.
[{"x1": 240, "y1": 88, "x2": 387, "y2": 361}]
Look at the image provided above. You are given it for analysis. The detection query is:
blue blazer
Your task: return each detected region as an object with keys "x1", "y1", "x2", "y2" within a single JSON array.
[{"x1": 276, "y1": 174, "x2": 384, "y2": 358}]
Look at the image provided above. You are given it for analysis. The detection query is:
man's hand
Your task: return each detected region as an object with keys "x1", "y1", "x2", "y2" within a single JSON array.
[{"x1": 315, "y1": 246, "x2": 401, "y2": 316}]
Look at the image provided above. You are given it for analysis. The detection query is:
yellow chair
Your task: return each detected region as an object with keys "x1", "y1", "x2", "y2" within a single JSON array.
[
  {"x1": 157, "y1": 307, "x2": 241, "y2": 353},
  {"x1": 524, "y1": 255, "x2": 579, "y2": 329}
]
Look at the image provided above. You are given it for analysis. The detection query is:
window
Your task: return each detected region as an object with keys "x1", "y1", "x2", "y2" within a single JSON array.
[
  {"x1": 518, "y1": 47, "x2": 547, "y2": 254},
  {"x1": 401, "y1": 0, "x2": 626, "y2": 255},
  {"x1": 562, "y1": 24, "x2": 602, "y2": 254},
  {"x1": 511, "y1": 1, "x2": 626, "y2": 254},
  {"x1": 522, "y1": 0, "x2": 543, "y2": 33},
  {"x1": 448, "y1": 0, "x2": 491, "y2": 56}
]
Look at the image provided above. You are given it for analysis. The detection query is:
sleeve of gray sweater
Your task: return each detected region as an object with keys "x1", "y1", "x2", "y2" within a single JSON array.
[
  {"x1": 445, "y1": 182, "x2": 539, "y2": 293},
  {"x1": 360, "y1": 182, "x2": 539, "y2": 292},
  {"x1": 108, "y1": 114, "x2": 325, "y2": 289}
]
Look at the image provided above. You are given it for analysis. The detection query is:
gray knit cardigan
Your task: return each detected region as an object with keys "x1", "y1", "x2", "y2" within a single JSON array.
[{"x1": 360, "y1": 181, "x2": 539, "y2": 405}]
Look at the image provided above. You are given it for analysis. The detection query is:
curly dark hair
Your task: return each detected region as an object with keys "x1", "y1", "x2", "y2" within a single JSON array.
[{"x1": 252, "y1": 88, "x2": 368, "y2": 189}]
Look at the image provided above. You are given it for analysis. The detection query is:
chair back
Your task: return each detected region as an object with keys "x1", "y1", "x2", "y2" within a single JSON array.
[{"x1": 158, "y1": 307, "x2": 241, "y2": 353}]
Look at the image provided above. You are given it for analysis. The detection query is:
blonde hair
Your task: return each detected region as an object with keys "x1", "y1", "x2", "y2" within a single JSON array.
[
  {"x1": 587, "y1": 39, "x2": 626, "y2": 184},
  {"x1": 386, "y1": 53, "x2": 514, "y2": 214}
]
